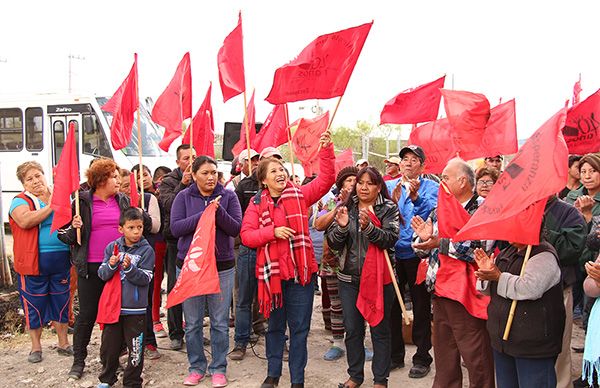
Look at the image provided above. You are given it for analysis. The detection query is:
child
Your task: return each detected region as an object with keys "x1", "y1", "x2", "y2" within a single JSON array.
[{"x1": 97, "y1": 208, "x2": 155, "y2": 388}]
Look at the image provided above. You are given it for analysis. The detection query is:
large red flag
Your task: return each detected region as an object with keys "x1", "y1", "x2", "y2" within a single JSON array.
[
  {"x1": 231, "y1": 90, "x2": 256, "y2": 156},
  {"x1": 166, "y1": 201, "x2": 220, "y2": 308},
  {"x1": 102, "y1": 54, "x2": 138, "y2": 150},
  {"x1": 408, "y1": 118, "x2": 457, "y2": 174},
  {"x1": 50, "y1": 122, "x2": 80, "y2": 233},
  {"x1": 251, "y1": 104, "x2": 288, "y2": 153},
  {"x1": 266, "y1": 22, "x2": 373, "y2": 104},
  {"x1": 218, "y1": 12, "x2": 245, "y2": 103},
  {"x1": 183, "y1": 83, "x2": 215, "y2": 157},
  {"x1": 460, "y1": 99, "x2": 518, "y2": 160},
  {"x1": 335, "y1": 148, "x2": 355, "y2": 174},
  {"x1": 455, "y1": 108, "x2": 569, "y2": 245},
  {"x1": 441, "y1": 89, "x2": 491, "y2": 153},
  {"x1": 434, "y1": 183, "x2": 490, "y2": 319},
  {"x1": 563, "y1": 89, "x2": 600, "y2": 154},
  {"x1": 153, "y1": 53, "x2": 192, "y2": 152},
  {"x1": 292, "y1": 111, "x2": 330, "y2": 176},
  {"x1": 380, "y1": 76, "x2": 445, "y2": 124}
]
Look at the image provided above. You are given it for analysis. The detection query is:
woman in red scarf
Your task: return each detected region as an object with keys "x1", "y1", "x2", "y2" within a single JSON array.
[
  {"x1": 240, "y1": 132, "x2": 335, "y2": 388},
  {"x1": 327, "y1": 167, "x2": 401, "y2": 388}
]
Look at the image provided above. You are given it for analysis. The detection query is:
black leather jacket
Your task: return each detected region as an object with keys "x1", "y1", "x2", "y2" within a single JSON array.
[{"x1": 327, "y1": 194, "x2": 400, "y2": 281}]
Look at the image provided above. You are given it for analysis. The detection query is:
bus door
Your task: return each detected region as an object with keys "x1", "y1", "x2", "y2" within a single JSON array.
[{"x1": 49, "y1": 113, "x2": 81, "y2": 166}]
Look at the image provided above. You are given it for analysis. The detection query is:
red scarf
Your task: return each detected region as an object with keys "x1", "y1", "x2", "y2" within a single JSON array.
[
  {"x1": 96, "y1": 245, "x2": 122, "y2": 329},
  {"x1": 257, "y1": 182, "x2": 312, "y2": 318},
  {"x1": 356, "y1": 210, "x2": 392, "y2": 327}
]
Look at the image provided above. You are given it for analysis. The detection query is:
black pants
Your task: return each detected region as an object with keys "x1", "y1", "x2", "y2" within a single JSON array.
[
  {"x1": 339, "y1": 280, "x2": 394, "y2": 385},
  {"x1": 166, "y1": 241, "x2": 184, "y2": 341},
  {"x1": 72, "y1": 263, "x2": 105, "y2": 368},
  {"x1": 390, "y1": 258, "x2": 433, "y2": 367},
  {"x1": 99, "y1": 314, "x2": 145, "y2": 388},
  {"x1": 144, "y1": 278, "x2": 157, "y2": 347}
]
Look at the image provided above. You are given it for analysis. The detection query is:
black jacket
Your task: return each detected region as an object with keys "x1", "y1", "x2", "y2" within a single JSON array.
[
  {"x1": 327, "y1": 194, "x2": 400, "y2": 282},
  {"x1": 158, "y1": 167, "x2": 191, "y2": 242},
  {"x1": 235, "y1": 173, "x2": 259, "y2": 214},
  {"x1": 57, "y1": 190, "x2": 152, "y2": 278}
]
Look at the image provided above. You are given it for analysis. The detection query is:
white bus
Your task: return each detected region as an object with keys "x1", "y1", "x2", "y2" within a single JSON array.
[{"x1": 0, "y1": 94, "x2": 173, "y2": 222}]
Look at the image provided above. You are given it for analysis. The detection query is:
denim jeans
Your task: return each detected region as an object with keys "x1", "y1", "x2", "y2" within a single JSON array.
[
  {"x1": 339, "y1": 280, "x2": 393, "y2": 386},
  {"x1": 181, "y1": 267, "x2": 234, "y2": 375},
  {"x1": 493, "y1": 349, "x2": 557, "y2": 388},
  {"x1": 234, "y1": 245, "x2": 257, "y2": 347},
  {"x1": 266, "y1": 274, "x2": 315, "y2": 384},
  {"x1": 166, "y1": 242, "x2": 184, "y2": 341}
]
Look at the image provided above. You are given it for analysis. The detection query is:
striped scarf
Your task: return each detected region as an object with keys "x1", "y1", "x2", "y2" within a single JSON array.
[{"x1": 257, "y1": 182, "x2": 312, "y2": 317}]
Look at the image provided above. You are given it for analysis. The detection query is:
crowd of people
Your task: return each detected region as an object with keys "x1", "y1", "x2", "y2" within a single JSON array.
[{"x1": 7, "y1": 137, "x2": 600, "y2": 388}]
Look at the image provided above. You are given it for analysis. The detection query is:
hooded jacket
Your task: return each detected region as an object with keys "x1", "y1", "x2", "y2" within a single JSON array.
[{"x1": 565, "y1": 187, "x2": 600, "y2": 265}]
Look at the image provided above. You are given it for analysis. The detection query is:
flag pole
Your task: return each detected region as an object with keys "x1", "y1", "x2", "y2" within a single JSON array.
[
  {"x1": 502, "y1": 244, "x2": 532, "y2": 340},
  {"x1": 327, "y1": 95, "x2": 344, "y2": 131},
  {"x1": 74, "y1": 190, "x2": 81, "y2": 245},
  {"x1": 136, "y1": 84, "x2": 145, "y2": 209},
  {"x1": 243, "y1": 89, "x2": 252, "y2": 175},
  {"x1": 284, "y1": 104, "x2": 296, "y2": 179}
]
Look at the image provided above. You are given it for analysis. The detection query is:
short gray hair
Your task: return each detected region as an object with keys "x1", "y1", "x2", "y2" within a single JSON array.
[
  {"x1": 450, "y1": 157, "x2": 475, "y2": 188},
  {"x1": 16, "y1": 161, "x2": 44, "y2": 183}
]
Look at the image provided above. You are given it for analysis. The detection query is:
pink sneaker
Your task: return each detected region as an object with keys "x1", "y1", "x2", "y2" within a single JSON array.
[
  {"x1": 183, "y1": 372, "x2": 204, "y2": 386},
  {"x1": 211, "y1": 373, "x2": 228, "y2": 388}
]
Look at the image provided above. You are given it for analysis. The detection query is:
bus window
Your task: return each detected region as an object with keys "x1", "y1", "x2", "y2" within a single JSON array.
[
  {"x1": 83, "y1": 113, "x2": 112, "y2": 158},
  {"x1": 26, "y1": 107, "x2": 43, "y2": 151},
  {"x1": 0, "y1": 108, "x2": 23, "y2": 151},
  {"x1": 53, "y1": 121, "x2": 65, "y2": 160}
]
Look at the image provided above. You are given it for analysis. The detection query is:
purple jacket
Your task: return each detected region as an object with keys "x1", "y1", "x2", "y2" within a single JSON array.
[{"x1": 170, "y1": 182, "x2": 242, "y2": 264}]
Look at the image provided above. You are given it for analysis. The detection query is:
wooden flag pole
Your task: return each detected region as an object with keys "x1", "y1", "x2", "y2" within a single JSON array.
[
  {"x1": 502, "y1": 244, "x2": 533, "y2": 340},
  {"x1": 74, "y1": 190, "x2": 81, "y2": 245},
  {"x1": 242, "y1": 89, "x2": 252, "y2": 175},
  {"x1": 327, "y1": 95, "x2": 344, "y2": 131},
  {"x1": 136, "y1": 108, "x2": 145, "y2": 209},
  {"x1": 284, "y1": 104, "x2": 296, "y2": 179}
]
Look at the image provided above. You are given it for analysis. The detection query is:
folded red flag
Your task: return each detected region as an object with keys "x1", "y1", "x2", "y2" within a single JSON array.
[
  {"x1": 231, "y1": 90, "x2": 256, "y2": 156},
  {"x1": 455, "y1": 108, "x2": 568, "y2": 245},
  {"x1": 166, "y1": 201, "x2": 220, "y2": 308},
  {"x1": 183, "y1": 83, "x2": 215, "y2": 158},
  {"x1": 218, "y1": 12, "x2": 246, "y2": 103},
  {"x1": 380, "y1": 75, "x2": 445, "y2": 125},
  {"x1": 154, "y1": 53, "x2": 192, "y2": 152},
  {"x1": 356, "y1": 211, "x2": 392, "y2": 327},
  {"x1": 97, "y1": 246, "x2": 122, "y2": 329},
  {"x1": 50, "y1": 122, "x2": 80, "y2": 233},
  {"x1": 266, "y1": 22, "x2": 373, "y2": 104},
  {"x1": 102, "y1": 54, "x2": 138, "y2": 150},
  {"x1": 563, "y1": 89, "x2": 600, "y2": 154}
]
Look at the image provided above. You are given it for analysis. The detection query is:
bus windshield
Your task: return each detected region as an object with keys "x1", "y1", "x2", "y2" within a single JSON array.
[{"x1": 96, "y1": 97, "x2": 167, "y2": 157}]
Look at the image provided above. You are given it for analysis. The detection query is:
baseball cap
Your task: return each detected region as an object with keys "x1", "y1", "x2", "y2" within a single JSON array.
[
  {"x1": 384, "y1": 156, "x2": 401, "y2": 165},
  {"x1": 399, "y1": 145, "x2": 425, "y2": 163},
  {"x1": 259, "y1": 146, "x2": 283, "y2": 160},
  {"x1": 355, "y1": 158, "x2": 369, "y2": 167},
  {"x1": 238, "y1": 149, "x2": 259, "y2": 162}
]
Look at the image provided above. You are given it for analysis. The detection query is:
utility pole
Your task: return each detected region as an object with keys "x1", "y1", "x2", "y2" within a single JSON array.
[{"x1": 68, "y1": 53, "x2": 85, "y2": 93}]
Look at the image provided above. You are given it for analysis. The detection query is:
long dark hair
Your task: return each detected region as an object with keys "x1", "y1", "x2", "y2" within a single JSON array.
[{"x1": 344, "y1": 166, "x2": 391, "y2": 207}]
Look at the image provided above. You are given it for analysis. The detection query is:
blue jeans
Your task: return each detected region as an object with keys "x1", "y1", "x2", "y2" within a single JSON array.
[
  {"x1": 234, "y1": 245, "x2": 257, "y2": 347},
  {"x1": 266, "y1": 275, "x2": 315, "y2": 384},
  {"x1": 181, "y1": 267, "x2": 234, "y2": 375},
  {"x1": 493, "y1": 349, "x2": 557, "y2": 388}
]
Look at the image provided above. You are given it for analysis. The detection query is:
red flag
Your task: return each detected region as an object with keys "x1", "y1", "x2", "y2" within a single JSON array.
[
  {"x1": 292, "y1": 111, "x2": 330, "y2": 175},
  {"x1": 266, "y1": 22, "x2": 373, "y2": 104},
  {"x1": 231, "y1": 90, "x2": 256, "y2": 156},
  {"x1": 563, "y1": 89, "x2": 600, "y2": 154},
  {"x1": 380, "y1": 76, "x2": 445, "y2": 124},
  {"x1": 102, "y1": 54, "x2": 138, "y2": 150},
  {"x1": 153, "y1": 53, "x2": 192, "y2": 152},
  {"x1": 460, "y1": 99, "x2": 518, "y2": 160},
  {"x1": 408, "y1": 118, "x2": 457, "y2": 174},
  {"x1": 183, "y1": 83, "x2": 215, "y2": 157},
  {"x1": 441, "y1": 89, "x2": 491, "y2": 153},
  {"x1": 50, "y1": 122, "x2": 80, "y2": 233},
  {"x1": 218, "y1": 12, "x2": 245, "y2": 102},
  {"x1": 129, "y1": 172, "x2": 139, "y2": 207},
  {"x1": 356, "y1": 211, "x2": 392, "y2": 326},
  {"x1": 96, "y1": 263, "x2": 122, "y2": 328},
  {"x1": 573, "y1": 79, "x2": 582, "y2": 106},
  {"x1": 455, "y1": 108, "x2": 569, "y2": 245},
  {"x1": 166, "y1": 201, "x2": 220, "y2": 308},
  {"x1": 335, "y1": 148, "x2": 355, "y2": 174},
  {"x1": 434, "y1": 183, "x2": 490, "y2": 319},
  {"x1": 251, "y1": 105, "x2": 288, "y2": 153}
]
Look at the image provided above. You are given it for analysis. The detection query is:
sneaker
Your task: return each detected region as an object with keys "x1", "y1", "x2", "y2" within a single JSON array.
[
  {"x1": 212, "y1": 373, "x2": 228, "y2": 387},
  {"x1": 145, "y1": 344, "x2": 161, "y2": 360},
  {"x1": 170, "y1": 338, "x2": 184, "y2": 350},
  {"x1": 323, "y1": 346, "x2": 345, "y2": 361},
  {"x1": 27, "y1": 350, "x2": 42, "y2": 363},
  {"x1": 409, "y1": 364, "x2": 430, "y2": 378},
  {"x1": 153, "y1": 322, "x2": 168, "y2": 338},
  {"x1": 229, "y1": 345, "x2": 246, "y2": 360},
  {"x1": 183, "y1": 372, "x2": 205, "y2": 386},
  {"x1": 365, "y1": 348, "x2": 374, "y2": 362}
]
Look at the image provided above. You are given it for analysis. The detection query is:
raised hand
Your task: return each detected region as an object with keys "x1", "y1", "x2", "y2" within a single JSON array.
[
  {"x1": 358, "y1": 208, "x2": 371, "y2": 230},
  {"x1": 335, "y1": 206, "x2": 349, "y2": 228},
  {"x1": 474, "y1": 248, "x2": 495, "y2": 270},
  {"x1": 319, "y1": 130, "x2": 332, "y2": 148},
  {"x1": 411, "y1": 216, "x2": 433, "y2": 241}
]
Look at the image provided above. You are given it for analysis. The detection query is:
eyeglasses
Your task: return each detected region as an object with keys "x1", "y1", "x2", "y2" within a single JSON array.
[{"x1": 477, "y1": 180, "x2": 495, "y2": 187}]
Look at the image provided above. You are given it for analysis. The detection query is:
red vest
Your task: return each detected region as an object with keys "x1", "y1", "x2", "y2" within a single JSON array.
[{"x1": 9, "y1": 193, "x2": 40, "y2": 275}]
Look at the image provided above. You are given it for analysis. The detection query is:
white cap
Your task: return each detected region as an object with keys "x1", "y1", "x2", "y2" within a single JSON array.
[
  {"x1": 355, "y1": 158, "x2": 369, "y2": 167},
  {"x1": 238, "y1": 149, "x2": 259, "y2": 162},
  {"x1": 259, "y1": 146, "x2": 283, "y2": 160}
]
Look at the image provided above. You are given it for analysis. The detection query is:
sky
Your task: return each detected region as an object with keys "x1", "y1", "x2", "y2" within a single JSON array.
[{"x1": 0, "y1": 0, "x2": 598, "y2": 141}]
